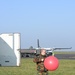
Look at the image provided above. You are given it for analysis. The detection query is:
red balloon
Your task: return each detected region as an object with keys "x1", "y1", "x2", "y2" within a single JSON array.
[{"x1": 44, "y1": 56, "x2": 59, "y2": 71}]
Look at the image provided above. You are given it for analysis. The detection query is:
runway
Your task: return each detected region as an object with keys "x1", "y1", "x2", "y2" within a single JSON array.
[
  {"x1": 21, "y1": 53, "x2": 75, "y2": 60},
  {"x1": 55, "y1": 54, "x2": 75, "y2": 60}
]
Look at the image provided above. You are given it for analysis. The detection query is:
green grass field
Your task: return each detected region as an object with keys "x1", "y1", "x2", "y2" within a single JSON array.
[
  {"x1": 0, "y1": 58, "x2": 75, "y2": 75},
  {"x1": 54, "y1": 51, "x2": 75, "y2": 54}
]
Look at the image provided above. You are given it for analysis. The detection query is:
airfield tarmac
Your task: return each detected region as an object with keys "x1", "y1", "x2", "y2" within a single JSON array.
[
  {"x1": 55, "y1": 54, "x2": 75, "y2": 60},
  {"x1": 24, "y1": 53, "x2": 75, "y2": 60}
]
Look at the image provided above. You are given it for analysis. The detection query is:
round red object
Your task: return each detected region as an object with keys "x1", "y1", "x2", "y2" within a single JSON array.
[{"x1": 44, "y1": 56, "x2": 59, "y2": 71}]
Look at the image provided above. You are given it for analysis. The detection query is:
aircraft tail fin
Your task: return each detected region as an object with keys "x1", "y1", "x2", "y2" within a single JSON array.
[{"x1": 37, "y1": 39, "x2": 40, "y2": 48}]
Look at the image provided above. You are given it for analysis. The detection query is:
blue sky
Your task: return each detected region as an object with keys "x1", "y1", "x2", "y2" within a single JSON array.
[{"x1": 0, "y1": 0, "x2": 75, "y2": 50}]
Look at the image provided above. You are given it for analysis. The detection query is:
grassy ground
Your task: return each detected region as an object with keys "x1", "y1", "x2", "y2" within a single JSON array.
[
  {"x1": 0, "y1": 58, "x2": 75, "y2": 75},
  {"x1": 54, "y1": 51, "x2": 75, "y2": 54}
]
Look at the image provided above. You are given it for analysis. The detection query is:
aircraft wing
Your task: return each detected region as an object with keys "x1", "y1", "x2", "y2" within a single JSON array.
[
  {"x1": 35, "y1": 47, "x2": 72, "y2": 51},
  {"x1": 53, "y1": 47, "x2": 72, "y2": 50}
]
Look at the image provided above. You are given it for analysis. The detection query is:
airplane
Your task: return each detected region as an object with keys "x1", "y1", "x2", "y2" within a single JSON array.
[
  {"x1": 21, "y1": 39, "x2": 72, "y2": 57},
  {"x1": 35, "y1": 39, "x2": 72, "y2": 56}
]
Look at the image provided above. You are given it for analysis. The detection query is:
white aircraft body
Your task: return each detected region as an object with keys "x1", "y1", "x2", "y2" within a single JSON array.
[{"x1": 35, "y1": 39, "x2": 72, "y2": 56}]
